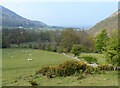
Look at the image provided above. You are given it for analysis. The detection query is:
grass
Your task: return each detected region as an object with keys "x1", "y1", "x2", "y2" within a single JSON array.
[
  {"x1": 66, "y1": 53, "x2": 107, "y2": 64},
  {"x1": 80, "y1": 53, "x2": 107, "y2": 64},
  {"x1": 2, "y1": 48, "x2": 71, "y2": 86},
  {"x1": 2, "y1": 48, "x2": 118, "y2": 86}
]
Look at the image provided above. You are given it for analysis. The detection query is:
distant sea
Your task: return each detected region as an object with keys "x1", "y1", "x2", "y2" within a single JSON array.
[{"x1": 60, "y1": 25, "x2": 93, "y2": 30}]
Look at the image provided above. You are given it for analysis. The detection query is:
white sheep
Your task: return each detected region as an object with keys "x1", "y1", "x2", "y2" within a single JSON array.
[
  {"x1": 29, "y1": 54, "x2": 31, "y2": 56},
  {"x1": 63, "y1": 52, "x2": 65, "y2": 55},
  {"x1": 28, "y1": 58, "x2": 32, "y2": 61},
  {"x1": 75, "y1": 57, "x2": 77, "y2": 59}
]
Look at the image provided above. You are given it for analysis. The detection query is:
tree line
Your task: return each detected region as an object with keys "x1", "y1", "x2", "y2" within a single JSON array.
[
  {"x1": 2, "y1": 28, "x2": 120, "y2": 66},
  {"x1": 2, "y1": 28, "x2": 95, "y2": 52}
]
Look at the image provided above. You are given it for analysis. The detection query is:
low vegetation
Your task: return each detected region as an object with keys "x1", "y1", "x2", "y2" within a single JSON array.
[
  {"x1": 82, "y1": 56, "x2": 97, "y2": 64},
  {"x1": 36, "y1": 60, "x2": 115, "y2": 78}
]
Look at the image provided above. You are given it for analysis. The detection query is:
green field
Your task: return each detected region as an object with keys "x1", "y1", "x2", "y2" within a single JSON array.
[
  {"x1": 80, "y1": 53, "x2": 107, "y2": 64},
  {"x1": 2, "y1": 48, "x2": 118, "y2": 86}
]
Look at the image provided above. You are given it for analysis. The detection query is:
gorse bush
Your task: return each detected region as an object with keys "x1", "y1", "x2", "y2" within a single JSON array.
[
  {"x1": 84, "y1": 66, "x2": 100, "y2": 74},
  {"x1": 37, "y1": 60, "x2": 90, "y2": 78},
  {"x1": 36, "y1": 60, "x2": 114, "y2": 78},
  {"x1": 39, "y1": 66, "x2": 50, "y2": 76},
  {"x1": 83, "y1": 56, "x2": 97, "y2": 64},
  {"x1": 46, "y1": 66, "x2": 58, "y2": 78},
  {"x1": 57, "y1": 60, "x2": 87, "y2": 76}
]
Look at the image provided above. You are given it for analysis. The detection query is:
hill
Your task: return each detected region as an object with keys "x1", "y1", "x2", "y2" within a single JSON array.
[
  {"x1": 1, "y1": 6, "x2": 48, "y2": 28},
  {"x1": 87, "y1": 11, "x2": 119, "y2": 36}
]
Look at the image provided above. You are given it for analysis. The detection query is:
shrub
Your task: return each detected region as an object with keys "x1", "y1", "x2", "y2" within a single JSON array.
[
  {"x1": 37, "y1": 60, "x2": 88, "y2": 77},
  {"x1": 46, "y1": 66, "x2": 58, "y2": 78},
  {"x1": 2, "y1": 41, "x2": 10, "y2": 48},
  {"x1": 29, "y1": 80, "x2": 38, "y2": 86},
  {"x1": 32, "y1": 43, "x2": 38, "y2": 49},
  {"x1": 57, "y1": 60, "x2": 88, "y2": 76},
  {"x1": 84, "y1": 65, "x2": 100, "y2": 74},
  {"x1": 36, "y1": 60, "x2": 114, "y2": 78},
  {"x1": 98, "y1": 64, "x2": 114, "y2": 71},
  {"x1": 57, "y1": 46, "x2": 64, "y2": 53},
  {"x1": 83, "y1": 56, "x2": 97, "y2": 64},
  {"x1": 45, "y1": 44, "x2": 52, "y2": 51},
  {"x1": 71, "y1": 44, "x2": 84, "y2": 57},
  {"x1": 57, "y1": 60, "x2": 78, "y2": 76},
  {"x1": 39, "y1": 66, "x2": 50, "y2": 76}
]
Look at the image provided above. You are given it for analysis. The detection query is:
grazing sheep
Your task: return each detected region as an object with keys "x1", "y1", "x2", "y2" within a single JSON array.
[
  {"x1": 29, "y1": 54, "x2": 31, "y2": 56},
  {"x1": 28, "y1": 58, "x2": 32, "y2": 61},
  {"x1": 63, "y1": 52, "x2": 65, "y2": 55},
  {"x1": 75, "y1": 57, "x2": 77, "y2": 59}
]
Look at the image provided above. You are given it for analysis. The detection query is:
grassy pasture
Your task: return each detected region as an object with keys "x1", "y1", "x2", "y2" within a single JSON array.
[
  {"x1": 80, "y1": 53, "x2": 107, "y2": 64},
  {"x1": 67, "y1": 53, "x2": 107, "y2": 64},
  {"x1": 2, "y1": 48, "x2": 71, "y2": 86},
  {"x1": 2, "y1": 48, "x2": 118, "y2": 86}
]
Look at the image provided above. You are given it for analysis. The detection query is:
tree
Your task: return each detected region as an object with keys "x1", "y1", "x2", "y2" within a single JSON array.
[
  {"x1": 105, "y1": 29, "x2": 120, "y2": 66},
  {"x1": 45, "y1": 43, "x2": 52, "y2": 51},
  {"x1": 95, "y1": 29, "x2": 109, "y2": 53},
  {"x1": 60, "y1": 28, "x2": 80, "y2": 52},
  {"x1": 2, "y1": 41, "x2": 10, "y2": 48},
  {"x1": 71, "y1": 44, "x2": 84, "y2": 57},
  {"x1": 86, "y1": 35, "x2": 95, "y2": 52}
]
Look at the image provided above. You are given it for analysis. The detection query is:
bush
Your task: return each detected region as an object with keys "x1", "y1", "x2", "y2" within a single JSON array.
[
  {"x1": 37, "y1": 60, "x2": 113, "y2": 78},
  {"x1": 57, "y1": 60, "x2": 88, "y2": 76},
  {"x1": 83, "y1": 56, "x2": 97, "y2": 64},
  {"x1": 39, "y1": 66, "x2": 50, "y2": 76},
  {"x1": 2, "y1": 41, "x2": 10, "y2": 48},
  {"x1": 84, "y1": 66, "x2": 100, "y2": 74},
  {"x1": 46, "y1": 66, "x2": 58, "y2": 78},
  {"x1": 98, "y1": 64, "x2": 114, "y2": 71},
  {"x1": 71, "y1": 44, "x2": 84, "y2": 57},
  {"x1": 45, "y1": 44, "x2": 52, "y2": 51},
  {"x1": 29, "y1": 80, "x2": 38, "y2": 86},
  {"x1": 32, "y1": 43, "x2": 38, "y2": 49},
  {"x1": 57, "y1": 46, "x2": 64, "y2": 53},
  {"x1": 57, "y1": 60, "x2": 78, "y2": 76},
  {"x1": 37, "y1": 60, "x2": 88, "y2": 77}
]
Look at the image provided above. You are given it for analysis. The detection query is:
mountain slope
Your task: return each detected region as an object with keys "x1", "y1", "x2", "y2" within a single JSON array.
[
  {"x1": 87, "y1": 11, "x2": 118, "y2": 36},
  {"x1": 1, "y1": 6, "x2": 48, "y2": 28}
]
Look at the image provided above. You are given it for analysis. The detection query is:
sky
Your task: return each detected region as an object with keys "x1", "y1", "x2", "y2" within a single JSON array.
[{"x1": 0, "y1": 1, "x2": 118, "y2": 28}]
